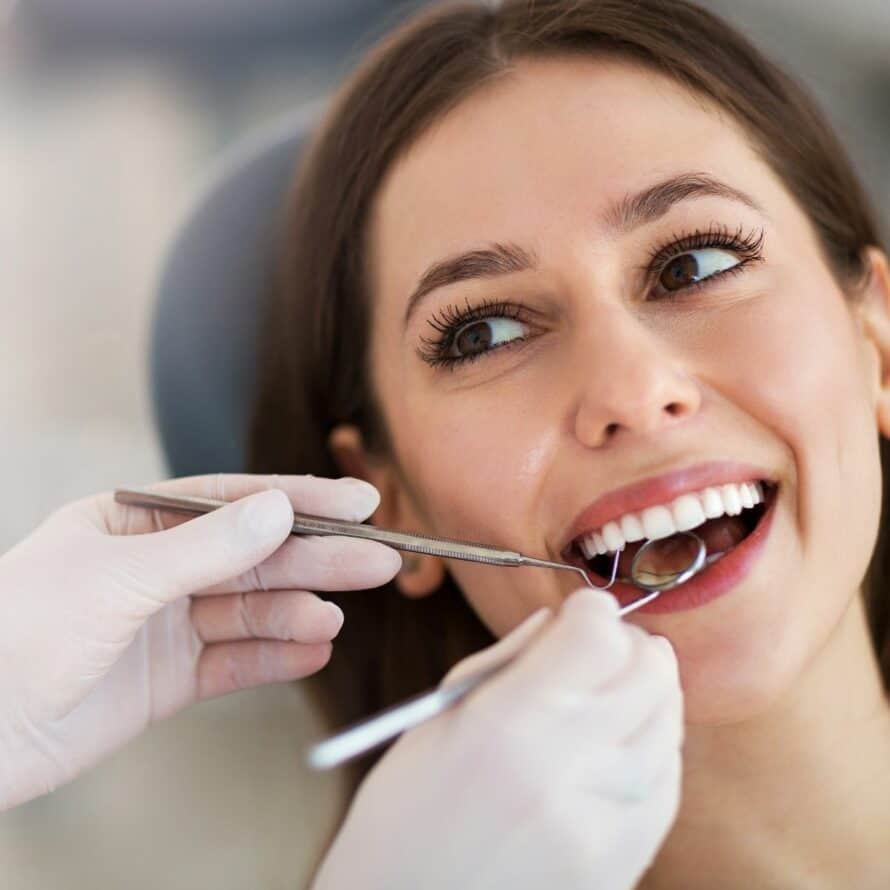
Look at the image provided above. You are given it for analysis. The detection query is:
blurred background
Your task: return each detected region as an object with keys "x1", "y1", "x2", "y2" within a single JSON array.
[{"x1": 1, "y1": 0, "x2": 888, "y2": 887}]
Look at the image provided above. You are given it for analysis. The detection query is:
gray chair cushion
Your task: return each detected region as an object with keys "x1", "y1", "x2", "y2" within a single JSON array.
[{"x1": 151, "y1": 103, "x2": 322, "y2": 476}]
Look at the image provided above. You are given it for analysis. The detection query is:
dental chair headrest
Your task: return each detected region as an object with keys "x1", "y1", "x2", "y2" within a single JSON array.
[{"x1": 151, "y1": 102, "x2": 322, "y2": 476}]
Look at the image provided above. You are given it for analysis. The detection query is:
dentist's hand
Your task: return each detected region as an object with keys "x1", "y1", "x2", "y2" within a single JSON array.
[
  {"x1": 313, "y1": 589, "x2": 683, "y2": 890},
  {"x1": 0, "y1": 474, "x2": 401, "y2": 811}
]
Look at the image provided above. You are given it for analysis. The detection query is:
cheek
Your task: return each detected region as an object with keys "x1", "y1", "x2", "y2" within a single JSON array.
[
  {"x1": 742, "y1": 274, "x2": 879, "y2": 553},
  {"x1": 382, "y1": 374, "x2": 566, "y2": 635},
  {"x1": 388, "y1": 375, "x2": 558, "y2": 541},
  {"x1": 674, "y1": 274, "x2": 883, "y2": 725},
  {"x1": 698, "y1": 268, "x2": 878, "y2": 545}
]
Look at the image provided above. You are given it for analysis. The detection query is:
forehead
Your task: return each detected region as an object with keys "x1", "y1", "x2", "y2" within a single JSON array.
[{"x1": 367, "y1": 55, "x2": 767, "y2": 304}]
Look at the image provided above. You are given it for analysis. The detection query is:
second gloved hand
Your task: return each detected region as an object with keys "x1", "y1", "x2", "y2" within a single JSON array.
[{"x1": 312, "y1": 588, "x2": 684, "y2": 890}]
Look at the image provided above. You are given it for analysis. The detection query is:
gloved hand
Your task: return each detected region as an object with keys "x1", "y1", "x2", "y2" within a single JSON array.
[
  {"x1": 312, "y1": 588, "x2": 683, "y2": 890},
  {"x1": 0, "y1": 473, "x2": 401, "y2": 811}
]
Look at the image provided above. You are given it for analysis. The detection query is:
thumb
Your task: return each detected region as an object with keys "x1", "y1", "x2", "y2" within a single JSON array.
[{"x1": 118, "y1": 489, "x2": 294, "y2": 605}]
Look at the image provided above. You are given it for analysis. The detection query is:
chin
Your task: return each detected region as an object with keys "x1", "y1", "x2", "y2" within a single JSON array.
[{"x1": 673, "y1": 627, "x2": 806, "y2": 727}]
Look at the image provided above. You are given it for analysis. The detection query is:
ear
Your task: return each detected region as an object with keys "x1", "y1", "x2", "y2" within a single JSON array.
[
  {"x1": 856, "y1": 247, "x2": 890, "y2": 439},
  {"x1": 327, "y1": 424, "x2": 446, "y2": 598}
]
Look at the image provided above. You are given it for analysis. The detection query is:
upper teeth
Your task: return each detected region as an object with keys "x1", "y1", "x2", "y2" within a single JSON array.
[{"x1": 577, "y1": 481, "x2": 767, "y2": 558}]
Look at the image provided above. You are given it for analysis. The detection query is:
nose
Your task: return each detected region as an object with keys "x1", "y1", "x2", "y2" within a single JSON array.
[{"x1": 571, "y1": 304, "x2": 702, "y2": 448}]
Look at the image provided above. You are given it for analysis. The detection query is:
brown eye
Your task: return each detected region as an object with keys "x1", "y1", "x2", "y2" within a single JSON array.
[
  {"x1": 659, "y1": 253, "x2": 700, "y2": 291},
  {"x1": 449, "y1": 317, "x2": 527, "y2": 358},
  {"x1": 657, "y1": 248, "x2": 739, "y2": 293},
  {"x1": 455, "y1": 321, "x2": 493, "y2": 356}
]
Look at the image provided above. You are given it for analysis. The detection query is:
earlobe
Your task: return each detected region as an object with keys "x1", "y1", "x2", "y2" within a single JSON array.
[
  {"x1": 328, "y1": 423, "x2": 401, "y2": 525},
  {"x1": 878, "y1": 402, "x2": 890, "y2": 441},
  {"x1": 857, "y1": 248, "x2": 890, "y2": 439},
  {"x1": 328, "y1": 424, "x2": 446, "y2": 598},
  {"x1": 327, "y1": 425, "x2": 374, "y2": 486}
]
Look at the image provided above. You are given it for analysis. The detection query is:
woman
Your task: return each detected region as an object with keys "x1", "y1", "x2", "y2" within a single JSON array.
[{"x1": 250, "y1": 0, "x2": 890, "y2": 885}]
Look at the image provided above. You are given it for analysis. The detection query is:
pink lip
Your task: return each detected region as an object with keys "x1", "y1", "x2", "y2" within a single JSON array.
[
  {"x1": 560, "y1": 459, "x2": 775, "y2": 556},
  {"x1": 594, "y1": 481, "x2": 779, "y2": 613}
]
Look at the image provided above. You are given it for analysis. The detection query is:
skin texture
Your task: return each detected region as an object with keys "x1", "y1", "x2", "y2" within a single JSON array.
[{"x1": 330, "y1": 56, "x2": 890, "y2": 888}]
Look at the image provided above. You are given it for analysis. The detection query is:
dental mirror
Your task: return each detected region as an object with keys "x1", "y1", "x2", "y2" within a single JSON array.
[{"x1": 628, "y1": 529, "x2": 708, "y2": 592}]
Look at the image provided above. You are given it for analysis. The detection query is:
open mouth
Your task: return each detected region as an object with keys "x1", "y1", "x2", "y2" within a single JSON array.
[{"x1": 562, "y1": 480, "x2": 779, "y2": 587}]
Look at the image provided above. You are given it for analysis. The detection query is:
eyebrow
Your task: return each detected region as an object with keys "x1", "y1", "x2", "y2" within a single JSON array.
[{"x1": 402, "y1": 171, "x2": 765, "y2": 325}]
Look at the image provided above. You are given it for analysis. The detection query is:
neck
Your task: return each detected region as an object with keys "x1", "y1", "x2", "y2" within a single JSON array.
[{"x1": 639, "y1": 592, "x2": 890, "y2": 890}]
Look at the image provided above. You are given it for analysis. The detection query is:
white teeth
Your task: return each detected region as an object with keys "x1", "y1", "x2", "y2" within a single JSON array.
[
  {"x1": 576, "y1": 480, "x2": 769, "y2": 557},
  {"x1": 619, "y1": 513, "x2": 645, "y2": 543},
  {"x1": 671, "y1": 493, "x2": 706, "y2": 531},
  {"x1": 579, "y1": 536, "x2": 597, "y2": 559},
  {"x1": 720, "y1": 483, "x2": 743, "y2": 516},
  {"x1": 602, "y1": 521, "x2": 626, "y2": 552},
  {"x1": 640, "y1": 505, "x2": 675, "y2": 541},
  {"x1": 701, "y1": 486, "x2": 724, "y2": 518}
]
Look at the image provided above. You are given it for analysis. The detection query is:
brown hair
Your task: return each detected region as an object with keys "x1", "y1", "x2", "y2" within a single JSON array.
[{"x1": 249, "y1": 0, "x2": 890, "y2": 793}]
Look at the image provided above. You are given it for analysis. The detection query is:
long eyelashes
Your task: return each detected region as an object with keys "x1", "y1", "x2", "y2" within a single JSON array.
[
  {"x1": 417, "y1": 222, "x2": 766, "y2": 370},
  {"x1": 416, "y1": 297, "x2": 533, "y2": 370},
  {"x1": 418, "y1": 297, "x2": 526, "y2": 353},
  {"x1": 641, "y1": 221, "x2": 764, "y2": 275}
]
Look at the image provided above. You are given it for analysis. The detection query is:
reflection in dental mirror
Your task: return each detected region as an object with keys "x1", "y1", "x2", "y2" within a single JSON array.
[{"x1": 629, "y1": 530, "x2": 707, "y2": 592}]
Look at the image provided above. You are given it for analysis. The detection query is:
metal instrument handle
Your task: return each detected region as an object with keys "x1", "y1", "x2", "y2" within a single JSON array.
[{"x1": 113, "y1": 489, "x2": 523, "y2": 565}]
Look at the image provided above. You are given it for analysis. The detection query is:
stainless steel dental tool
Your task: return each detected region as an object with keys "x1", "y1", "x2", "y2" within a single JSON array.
[
  {"x1": 114, "y1": 488, "x2": 605, "y2": 588},
  {"x1": 113, "y1": 489, "x2": 706, "y2": 769}
]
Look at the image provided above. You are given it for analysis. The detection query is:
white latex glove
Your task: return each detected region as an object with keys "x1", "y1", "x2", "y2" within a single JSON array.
[
  {"x1": 313, "y1": 588, "x2": 683, "y2": 890},
  {"x1": 0, "y1": 473, "x2": 401, "y2": 811}
]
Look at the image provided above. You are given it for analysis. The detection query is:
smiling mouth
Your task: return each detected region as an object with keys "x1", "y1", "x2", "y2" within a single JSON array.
[{"x1": 562, "y1": 481, "x2": 778, "y2": 586}]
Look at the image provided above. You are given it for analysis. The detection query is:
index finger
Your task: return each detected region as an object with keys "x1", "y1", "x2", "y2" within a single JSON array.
[{"x1": 89, "y1": 473, "x2": 380, "y2": 536}]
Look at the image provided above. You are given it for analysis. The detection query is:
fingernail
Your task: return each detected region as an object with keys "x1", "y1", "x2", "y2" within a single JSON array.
[
  {"x1": 593, "y1": 590, "x2": 620, "y2": 615},
  {"x1": 652, "y1": 635, "x2": 675, "y2": 660},
  {"x1": 340, "y1": 478, "x2": 380, "y2": 516},
  {"x1": 243, "y1": 490, "x2": 290, "y2": 538},
  {"x1": 325, "y1": 601, "x2": 345, "y2": 634},
  {"x1": 573, "y1": 587, "x2": 619, "y2": 616}
]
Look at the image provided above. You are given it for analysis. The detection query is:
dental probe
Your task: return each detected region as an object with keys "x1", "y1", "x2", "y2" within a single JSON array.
[{"x1": 114, "y1": 488, "x2": 603, "y2": 589}]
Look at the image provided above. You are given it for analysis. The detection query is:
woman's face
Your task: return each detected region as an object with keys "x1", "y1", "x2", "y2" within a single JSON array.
[{"x1": 354, "y1": 56, "x2": 887, "y2": 724}]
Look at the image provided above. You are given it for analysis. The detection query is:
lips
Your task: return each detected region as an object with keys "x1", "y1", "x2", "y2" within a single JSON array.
[
  {"x1": 559, "y1": 460, "x2": 778, "y2": 558},
  {"x1": 573, "y1": 481, "x2": 780, "y2": 614},
  {"x1": 573, "y1": 490, "x2": 767, "y2": 584}
]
